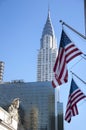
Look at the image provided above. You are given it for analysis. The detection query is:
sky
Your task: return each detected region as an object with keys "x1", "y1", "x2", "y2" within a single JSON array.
[{"x1": 0, "y1": 0, "x2": 86, "y2": 130}]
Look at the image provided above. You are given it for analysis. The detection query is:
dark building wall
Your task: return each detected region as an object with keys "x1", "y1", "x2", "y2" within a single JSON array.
[{"x1": 57, "y1": 102, "x2": 64, "y2": 130}]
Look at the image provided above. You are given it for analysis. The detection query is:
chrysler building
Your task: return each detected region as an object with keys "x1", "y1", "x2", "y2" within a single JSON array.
[{"x1": 37, "y1": 10, "x2": 58, "y2": 81}]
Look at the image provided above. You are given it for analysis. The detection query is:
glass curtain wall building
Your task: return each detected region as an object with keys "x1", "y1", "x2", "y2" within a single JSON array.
[{"x1": 0, "y1": 81, "x2": 55, "y2": 130}]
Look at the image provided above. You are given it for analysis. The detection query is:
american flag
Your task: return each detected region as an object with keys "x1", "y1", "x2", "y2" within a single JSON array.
[
  {"x1": 65, "y1": 78, "x2": 86, "y2": 123},
  {"x1": 52, "y1": 30, "x2": 83, "y2": 88}
]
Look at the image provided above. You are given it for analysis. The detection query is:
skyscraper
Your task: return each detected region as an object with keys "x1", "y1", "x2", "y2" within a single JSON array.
[
  {"x1": 0, "y1": 61, "x2": 4, "y2": 82},
  {"x1": 37, "y1": 10, "x2": 58, "y2": 81}
]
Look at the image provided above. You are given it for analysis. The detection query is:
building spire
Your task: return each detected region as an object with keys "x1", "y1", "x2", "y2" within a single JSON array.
[
  {"x1": 48, "y1": 5, "x2": 50, "y2": 20},
  {"x1": 41, "y1": 9, "x2": 54, "y2": 38},
  {"x1": 48, "y1": 3, "x2": 50, "y2": 15}
]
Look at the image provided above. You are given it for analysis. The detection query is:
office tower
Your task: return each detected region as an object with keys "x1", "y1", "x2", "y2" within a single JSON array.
[
  {"x1": 0, "y1": 81, "x2": 55, "y2": 130},
  {"x1": 37, "y1": 10, "x2": 58, "y2": 81},
  {"x1": 0, "y1": 61, "x2": 4, "y2": 82},
  {"x1": 57, "y1": 102, "x2": 64, "y2": 130}
]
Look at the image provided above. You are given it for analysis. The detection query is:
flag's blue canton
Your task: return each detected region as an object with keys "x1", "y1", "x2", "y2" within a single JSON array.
[
  {"x1": 60, "y1": 30, "x2": 71, "y2": 48},
  {"x1": 52, "y1": 29, "x2": 83, "y2": 88},
  {"x1": 65, "y1": 78, "x2": 86, "y2": 123},
  {"x1": 69, "y1": 79, "x2": 78, "y2": 94}
]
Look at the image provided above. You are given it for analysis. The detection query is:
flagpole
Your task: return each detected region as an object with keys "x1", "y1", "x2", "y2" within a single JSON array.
[
  {"x1": 59, "y1": 20, "x2": 86, "y2": 40},
  {"x1": 70, "y1": 71, "x2": 86, "y2": 84},
  {"x1": 84, "y1": 0, "x2": 86, "y2": 36},
  {"x1": 57, "y1": 87, "x2": 60, "y2": 102}
]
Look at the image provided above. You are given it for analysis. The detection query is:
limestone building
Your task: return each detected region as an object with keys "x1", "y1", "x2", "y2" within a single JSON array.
[{"x1": 0, "y1": 107, "x2": 18, "y2": 130}]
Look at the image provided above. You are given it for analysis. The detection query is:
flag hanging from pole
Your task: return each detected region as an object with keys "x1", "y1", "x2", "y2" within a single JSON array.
[
  {"x1": 65, "y1": 78, "x2": 86, "y2": 123},
  {"x1": 52, "y1": 30, "x2": 83, "y2": 88}
]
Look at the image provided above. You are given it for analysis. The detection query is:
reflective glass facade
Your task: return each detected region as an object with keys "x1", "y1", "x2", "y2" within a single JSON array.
[
  {"x1": 57, "y1": 102, "x2": 64, "y2": 130},
  {"x1": 0, "y1": 81, "x2": 55, "y2": 130}
]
